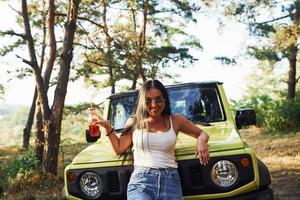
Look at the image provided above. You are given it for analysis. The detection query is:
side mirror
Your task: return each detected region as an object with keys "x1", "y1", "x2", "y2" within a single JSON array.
[
  {"x1": 85, "y1": 125, "x2": 101, "y2": 142},
  {"x1": 235, "y1": 109, "x2": 256, "y2": 129}
]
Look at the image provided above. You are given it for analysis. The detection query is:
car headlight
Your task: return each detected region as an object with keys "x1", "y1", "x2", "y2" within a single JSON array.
[
  {"x1": 80, "y1": 171, "x2": 103, "y2": 198},
  {"x1": 211, "y1": 160, "x2": 238, "y2": 187}
]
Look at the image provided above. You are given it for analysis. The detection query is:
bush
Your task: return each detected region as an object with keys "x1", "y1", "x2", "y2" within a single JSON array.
[
  {"x1": 4, "y1": 149, "x2": 39, "y2": 178},
  {"x1": 0, "y1": 149, "x2": 39, "y2": 196},
  {"x1": 264, "y1": 95, "x2": 300, "y2": 132},
  {"x1": 231, "y1": 93, "x2": 300, "y2": 133}
]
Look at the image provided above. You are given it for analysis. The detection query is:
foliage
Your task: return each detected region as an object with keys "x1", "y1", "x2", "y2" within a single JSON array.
[
  {"x1": 0, "y1": 142, "x2": 88, "y2": 199},
  {"x1": 0, "y1": 104, "x2": 93, "y2": 147},
  {"x1": 61, "y1": 111, "x2": 89, "y2": 144},
  {"x1": 232, "y1": 91, "x2": 300, "y2": 133},
  {"x1": 0, "y1": 148, "x2": 39, "y2": 195},
  {"x1": 214, "y1": 56, "x2": 237, "y2": 65},
  {"x1": 2, "y1": 149, "x2": 39, "y2": 178},
  {"x1": 264, "y1": 94, "x2": 300, "y2": 131},
  {"x1": 231, "y1": 59, "x2": 300, "y2": 133},
  {"x1": 247, "y1": 46, "x2": 282, "y2": 62},
  {"x1": 207, "y1": 0, "x2": 300, "y2": 99},
  {"x1": 74, "y1": 0, "x2": 202, "y2": 91},
  {"x1": 0, "y1": 147, "x2": 63, "y2": 199}
]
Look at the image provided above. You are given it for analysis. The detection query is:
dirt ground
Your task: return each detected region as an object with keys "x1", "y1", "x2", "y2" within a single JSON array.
[{"x1": 240, "y1": 128, "x2": 300, "y2": 200}]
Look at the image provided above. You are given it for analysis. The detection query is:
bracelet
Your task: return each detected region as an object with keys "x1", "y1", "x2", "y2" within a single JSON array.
[{"x1": 106, "y1": 128, "x2": 114, "y2": 136}]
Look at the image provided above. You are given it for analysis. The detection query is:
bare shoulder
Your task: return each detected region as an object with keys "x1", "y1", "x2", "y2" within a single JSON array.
[
  {"x1": 172, "y1": 113, "x2": 187, "y2": 122},
  {"x1": 171, "y1": 113, "x2": 189, "y2": 130}
]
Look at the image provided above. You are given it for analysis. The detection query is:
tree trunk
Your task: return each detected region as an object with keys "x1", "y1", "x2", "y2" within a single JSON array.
[
  {"x1": 287, "y1": 1, "x2": 300, "y2": 99},
  {"x1": 22, "y1": 0, "x2": 51, "y2": 161},
  {"x1": 21, "y1": 0, "x2": 51, "y2": 117},
  {"x1": 35, "y1": 102, "x2": 44, "y2": 164},
  {"x1": 102, "y1": 0, "x2": 115, "y2": 94},
  {"x1": 42, "y1": 0, "x2": 80, "y2": 175},
  {"x1": 23, "y1": 88, "x2": 37, "y2": 148},
  {"x1": 137, "y1": 0, "x2": 148, "y2": 83},
  {"x1": 131, "y1": 77, "x2": 137, "y2": 90},
  {"x1": 35, "y1": 0, "x2": 57, "y2": 165},
  {"x1": 23, "y1": 4, "x2": 47, "y2": 149},
  {"x1": 287, "y1": 46, "x2": 297, "y2": 99}
]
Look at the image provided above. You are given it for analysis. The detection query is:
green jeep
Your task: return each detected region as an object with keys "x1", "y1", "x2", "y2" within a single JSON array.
[{"x1": 63, "y1": 81, "x2": 273, "y2": 200}]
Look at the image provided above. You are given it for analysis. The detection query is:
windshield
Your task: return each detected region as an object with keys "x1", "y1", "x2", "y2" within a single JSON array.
[{"x1": 109, "y1": 85, "x2": 224, "y2": 131}]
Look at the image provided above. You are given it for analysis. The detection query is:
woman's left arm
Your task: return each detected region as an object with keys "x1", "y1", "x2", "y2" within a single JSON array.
[{"x1": 174, "y1": 113, "x2": 210, "y2": 165}]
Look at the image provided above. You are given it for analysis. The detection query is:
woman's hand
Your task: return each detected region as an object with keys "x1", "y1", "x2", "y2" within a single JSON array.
[
  {"x1": 87, "y1": 108, "x2": 112, "y2": 132},
  {"x1": 196, "y1": 132, "x2": 210, "y2": 165}
]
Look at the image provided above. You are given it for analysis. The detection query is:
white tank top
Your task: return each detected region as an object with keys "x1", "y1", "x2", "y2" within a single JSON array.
[{"x1": 132, "y1": 116, "x2": 178, "y2": 168}]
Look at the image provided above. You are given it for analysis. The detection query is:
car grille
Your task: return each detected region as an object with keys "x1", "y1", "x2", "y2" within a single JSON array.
[
  {"x1": 108, "y1": 171, "x2": 120, "y2": 193},
  {"x1": 189, "y1": 164, "x2": 203, "y2": 186}
]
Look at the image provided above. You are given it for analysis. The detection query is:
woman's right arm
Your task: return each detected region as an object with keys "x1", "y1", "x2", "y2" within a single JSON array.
[
  {"x1": 106, "y1": 127, "x2": 133, "y2": 155},
  {"x1": 92, "y1": 116, "x2": 133, "y2": 155}
]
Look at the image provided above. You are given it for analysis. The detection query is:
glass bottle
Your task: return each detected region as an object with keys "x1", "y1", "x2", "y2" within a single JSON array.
[{"x1": 87, "y1": 104, "x2": 100, "y2": 137}]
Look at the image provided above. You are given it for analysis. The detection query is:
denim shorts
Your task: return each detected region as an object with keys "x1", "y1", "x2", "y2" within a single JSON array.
[{"x1": 127, "y1": 166, "x2": 183, "y2": 200}]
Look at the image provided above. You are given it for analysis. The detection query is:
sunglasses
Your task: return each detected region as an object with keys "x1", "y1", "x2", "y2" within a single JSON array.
[{"x1": 145, "y1": 97, "x2": 165, "y2": 106}]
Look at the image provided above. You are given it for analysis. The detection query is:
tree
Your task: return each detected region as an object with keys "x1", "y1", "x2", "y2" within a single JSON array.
[
  {"x1": 218, "y1": 0, "x2": 300, "y2": 99},
  {"x1": 74, "y1": 0, "x2": 202, "y2": 92},
  {"x1": 20, "y1": 0, "x2": 80, "y2": 175},
  {"x1": 0, "y1": 0, "x2": 55, "y2": 150},
  {"x1": 23, "y1": 0, "x2": 48, "y2": 150}
]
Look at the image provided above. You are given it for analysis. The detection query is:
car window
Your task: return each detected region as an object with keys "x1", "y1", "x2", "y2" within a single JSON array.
[
  {"x1": 109, "y1": 94, "x2": 137, "y2": 130},
  {"x1": 168, "y1": 86, "x2": 224, "y2": 123},
  {"x1": 109, "y1": 86, "x2": 224, "y2": 130}
]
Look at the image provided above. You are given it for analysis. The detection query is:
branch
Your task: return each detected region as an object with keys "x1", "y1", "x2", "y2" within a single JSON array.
[
  {"x1": 78, "y1": 16, "x2": 105, "y2": 29},
  {"x1": 77, "y1": 22, "x2": 103, "y2": 51},
  {"x1": 109, "y1": 5, "x2": 143, "y2": 12},
  {"x1": 8, "y1": 3, "x2": 21, "y2": 15},
  {"x1": 73, "y1": 42, "x2": 95, "y2": 50},
  {"x1": 56, "y1": 12, "x2": 105, "y2": 29},
  {"x1": 84, "y1": 53, "x2": 106, "y2": 67},
  {"x1": 0, "y1": 30, "x2": 26, "y2": 39},
  {"x1": 296, "y1": 75, "x2": 300, "y2": 83},
  {"x1": 43, "y1": 0, "x2": 56, "y2": 91},
  {"x1": 15, "y1": 54, "x2": 32, "y2": 66},
  {"x1": 254, "y1": 14, "x2": 291, "y2": 25}
]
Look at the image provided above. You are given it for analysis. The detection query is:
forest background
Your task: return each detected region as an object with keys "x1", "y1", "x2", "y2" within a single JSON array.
[{"x1": 0, "y1": 0, "x2": 299, "y2": 199}]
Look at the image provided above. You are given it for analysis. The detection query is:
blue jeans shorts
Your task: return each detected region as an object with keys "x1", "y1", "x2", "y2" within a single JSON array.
[{"x1": 127, "y1": 166, "x2": 183, "y2": 200}]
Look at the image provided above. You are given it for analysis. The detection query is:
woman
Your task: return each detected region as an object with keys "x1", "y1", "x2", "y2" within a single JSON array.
[{"x1": 88, "y1": 79, "x2": 210, "y2": 200}]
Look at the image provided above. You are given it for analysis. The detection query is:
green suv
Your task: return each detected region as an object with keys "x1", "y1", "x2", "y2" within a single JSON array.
[{"x1": 63, "y1": 81, "x2": 273, "y2": 200}]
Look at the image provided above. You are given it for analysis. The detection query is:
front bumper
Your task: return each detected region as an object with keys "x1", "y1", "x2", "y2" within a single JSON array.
[
  {"x1": 65, "y1": 186, "x2": 274, "y2": 200},
  {"x1": 220, "y1": 187, "x2": 273, "y2": 200}
]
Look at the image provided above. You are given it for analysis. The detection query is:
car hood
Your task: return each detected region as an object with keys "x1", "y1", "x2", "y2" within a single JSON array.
[
  {"x1": 175, "y1": 124, "x2": 245, "y2": 156},
  {"x1": 72, "y1": 123, "x2": 245, "y2": 165}
]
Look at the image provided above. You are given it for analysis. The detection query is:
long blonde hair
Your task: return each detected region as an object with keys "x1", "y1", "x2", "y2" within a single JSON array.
[
  {"x1": 132, "y1": 79, "x2": 171, "y2": 130},
  {"x1": 120, "y1": 79, "x2": 171, "y2": 163}
]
